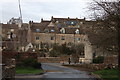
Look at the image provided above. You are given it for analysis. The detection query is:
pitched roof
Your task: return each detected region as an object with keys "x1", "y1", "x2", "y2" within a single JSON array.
[
  {"x1": 2, "y1": 24, "x2": 18, "y2": 29},
  {"x1": 58, "y1": 27, "x2": 83, "y2": 34},
  {"x1": 41, "y1": 20, "x2": 51, "y2": 27},
  {"x1": 52, "y1": 17, "x2": 85, "y2": 22}
]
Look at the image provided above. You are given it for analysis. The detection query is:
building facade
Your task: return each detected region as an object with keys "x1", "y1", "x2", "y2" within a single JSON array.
[{"x1": 2, "y1": 16, "x2": 93, "y2": 63}]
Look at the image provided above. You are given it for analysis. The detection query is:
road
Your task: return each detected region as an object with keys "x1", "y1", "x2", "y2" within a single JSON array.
[
  {"x1": 15, "y1": 63, "x2": 99, "y2": 80},
  {"x1": 41, "y1": 63, "x2": 96, "y2": 79}
]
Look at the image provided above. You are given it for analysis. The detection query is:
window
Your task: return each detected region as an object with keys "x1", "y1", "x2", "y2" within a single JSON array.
[
  {"x1": 51, "y1": 36, "x2": 54, "y2": 40},
  {"x1": 8, "y1": 35, "x2": 11, "y2": 39},
  {"x1": 12, "y1": 34, "x2": 16, "y2": 38},
  {"x1": 80, "y1": 22, "x2": 83, "y2": 24},
  {"x1": 60, "y1": 28, "x2": 65, "y2": 33},
  {"x1": 51, "y1": 29, "x2": 55, "y2": 32},
  {"x1": 44, "y1": 29, "x2": 49, "y2": 33},
  {"x1": 35, "y1": 36, "x2": 40, "y2": 40},
  {"x1": 77, "y1": 25, "x2": 80, "y2": 28},
  {"x1": 61, "y1": 36, "x2": 65, "y2": 40},
  {"x1": 36, "y1": 29, "x2": 40, "y2": 32},
  {"x1": 68, "y1": 42, "x2": 73, "y2": 46},
  {"x1": 7, "y1": 32, "x2": 11, "y2": 35},
  {"x1": 76, "y1": 38, "x2": 80, "y2": 41},
  {"x1": 56, "y1": 21, "x2": 59, "y2": 23},
  {"x1": 36, "y1": 44, "x2": 39, "y2": 48},
  {"x1": 71, "y1": 22, "x2": 74, "y2": 24},
  {"x1": 75, "y1": 29, "x2": 80, "y2": 34},
  {"x1": 11, "y1": 29, "x2": 14, "y2": 32}
]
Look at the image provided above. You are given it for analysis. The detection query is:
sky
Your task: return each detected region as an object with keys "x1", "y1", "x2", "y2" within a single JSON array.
[{"x1": 0, "y1": 0, "x2": 94, "y2": 23}]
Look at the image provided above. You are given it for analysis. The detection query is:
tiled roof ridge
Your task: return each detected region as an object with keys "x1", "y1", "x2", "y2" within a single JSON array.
[
  {"x1": 53, "y1": 17, "x2": 85, "y2": 20},
  {"x1": 42, "y1": 20, "x2": 51, "y2": 22}
]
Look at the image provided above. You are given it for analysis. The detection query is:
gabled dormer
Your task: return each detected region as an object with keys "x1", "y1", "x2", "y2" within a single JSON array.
[
  {"x1": 48, "y1": 22, "x2": 55, "y2": 27},
  {"x1": 60, "y1": 28, "x2": 65, "y2": 34},
  {"x1": 75, "y1": 29, "x2": 80, "y2": 34},
  {"x1": 44, "y1": 29, "x2": 49, "y2": 33}
]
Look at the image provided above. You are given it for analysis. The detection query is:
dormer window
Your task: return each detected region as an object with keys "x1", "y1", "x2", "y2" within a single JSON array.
[
  {"x1": 71, "y1": 22, "x2": 74, "y2": 24},
  {"x1": 76, "y1": 38, "x2": 80, "y2": 41},
  {"x1": 48, "y1": 22, "x2": 54, "y2": 27},
  {"x1": 51, "y1": 29, "x2": 55, "y2": 32},
  {"x1": 11, "y1": 29, "x2": 14, "y2": 32},
  {"x1": 75, "y1": 29, "x2": 80, "y2": 34},
  {"x1": 77, "y1": 25, "x2": 80, "y2": 28},
  {"x1": 36, "y1": 29, "x2": 40, "y2": 32},
  {"x1": 44, "y1": 29, "x2": 49, "y2": 33},
  {"x1": 80, "y1": 22, "x2": 83, "y2": 24},
  {"x1": 60, "y1": 28, "x2": 65, "y2": 33},
  {"x1": 56, "y1": 21, "x2": 59, "y2": 23}
]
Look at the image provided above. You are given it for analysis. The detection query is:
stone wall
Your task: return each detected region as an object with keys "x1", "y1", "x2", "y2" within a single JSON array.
[
  {"x1": 38, "y1": 57, "x2": 61, "y2": 63},
  {"x1": 31, "y1": 33, "x2": 85, "y2": 45},
  {"x1": 2, "y1": 58, "x2": 15, "y2": 80},
  {"x1": 34, "y1": 33, "x2": 93, "y2": 64},
  {"x1": 104, "y1": 55, "x2": 118, "y2": 65},
  {"x1": 64, "y1": 63, "x2": 117, "y2": 70}
]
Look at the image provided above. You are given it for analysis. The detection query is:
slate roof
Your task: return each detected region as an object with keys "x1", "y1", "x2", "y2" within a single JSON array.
[
  {"x1": 52, "y1": 17, "x2": 85, "y2": 23},
  {"x1": 41, "y1": 20, "x2": 51, "y2": 27},
  {"x1": 30, "y1": 17, "x2": 86, "y2": 34},
  {"x1": 2, "y1": 24, "x2": 18, "y2": 29}
]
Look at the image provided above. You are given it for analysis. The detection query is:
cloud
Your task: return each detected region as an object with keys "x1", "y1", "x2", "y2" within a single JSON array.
[
  {"x1": 0, "y1": 0, "x2": 92, "y2": 3},
  {"x1": 1, "y1": 0, "x2": 93, "y2": 23}
]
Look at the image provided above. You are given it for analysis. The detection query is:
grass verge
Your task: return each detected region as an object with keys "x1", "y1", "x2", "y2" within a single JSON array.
[
  {"x1": 92, "y1": 69, "x2": 118, "y2": 80},
  {"x1": 16, "y1": 67, "x2": 44, "y2": 74}
]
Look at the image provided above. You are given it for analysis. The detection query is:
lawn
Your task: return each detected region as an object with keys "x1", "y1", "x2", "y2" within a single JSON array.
[
  {"x1": 16, "y1": 67, "x2": 44, "y2": 74},
  {"x1": 93, "y1": 69, "x2": 118, "y2": 80}
]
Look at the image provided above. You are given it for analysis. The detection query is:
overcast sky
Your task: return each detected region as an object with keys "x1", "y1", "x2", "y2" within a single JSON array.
[{"x1": 0, "y1": 0, "x2": 93, "y2": 23}]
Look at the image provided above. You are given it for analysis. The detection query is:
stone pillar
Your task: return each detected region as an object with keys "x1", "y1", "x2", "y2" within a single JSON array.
[{"x1": 84, "y1": 43, "x2": 93, "y2": 64}]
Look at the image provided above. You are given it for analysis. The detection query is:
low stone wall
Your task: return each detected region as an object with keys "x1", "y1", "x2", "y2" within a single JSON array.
[
  {"x1": 64, "y1": 63, "x2": 117, "y2": 70},
  {"x1": 38, "y1": 56, "x2": 71, "y2": 63},
  {"x1": 104, "y1": 56, "x2": 118, "y2": 65},
  {"x1": 38, "y1": 57, "x2": 61, "y2": 63},
  {"x1": 2, "y1": 58, "x2": 16, "y2": 80}
]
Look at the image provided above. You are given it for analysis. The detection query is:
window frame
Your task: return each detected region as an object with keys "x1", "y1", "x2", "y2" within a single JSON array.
[
  {"x1": 36, "y1": 29, "x2": 40, "y2": 32},
  {"x1": 51, "y1": 36, "x2": 54, "y2": 40},
  {"x1": 61, "y1": 36, "x2": 65, "y2": 40},
  {"x1": 35, "y1": 36, "x2": 40, "y2": 40}
]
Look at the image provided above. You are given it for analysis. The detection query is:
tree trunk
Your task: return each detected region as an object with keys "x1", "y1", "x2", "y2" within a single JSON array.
[
  {"x1": 114, "y1": 15, "x2": 120, "y2": 74},
  {"x1": 117, "y1": 19, "x2": 120, "y2": 71}
]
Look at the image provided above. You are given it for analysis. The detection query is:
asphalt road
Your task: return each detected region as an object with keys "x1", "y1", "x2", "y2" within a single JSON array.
[
  {"x1": 41, "y1": 63, "x2": 96, "y2": 79},
  {"x1": 15, "y1": 63, "x2": 99, "y2": 80}
]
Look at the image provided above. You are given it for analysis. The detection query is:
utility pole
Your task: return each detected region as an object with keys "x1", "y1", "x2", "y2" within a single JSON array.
[
  {"x1": 18, "y1": 0, "x2": 22, "y2": 23},
  {"x1": 18, "y1": 0, "x2": 22, "y2": 28},
  {"x1": 18, "y1": 0, "x2": 23, "y2": 51}
]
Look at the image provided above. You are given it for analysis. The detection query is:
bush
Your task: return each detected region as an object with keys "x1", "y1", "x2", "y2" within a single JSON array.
[
  {"x1": 49, "y1": 50, "x2": 60, "y2": 57},
  {"x1": 93, "y1": 56, "x2": 104, "y2": 63},
  {"x1": 17, "y1": 58, "x2": 42, "y2": 69}
]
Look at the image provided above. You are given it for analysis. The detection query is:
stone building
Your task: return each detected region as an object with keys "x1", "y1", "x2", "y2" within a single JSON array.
[{"x1": 2, "y1": 16, "x2": 94, "y2": 63}]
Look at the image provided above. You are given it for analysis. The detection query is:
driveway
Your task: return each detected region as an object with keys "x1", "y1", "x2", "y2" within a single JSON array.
[
  {"x1": 15, "y1": 63, "x2": 99, "y2": 80},
  {"x1": 41, "y1": 63, "x2": 96, "y2": 79}
]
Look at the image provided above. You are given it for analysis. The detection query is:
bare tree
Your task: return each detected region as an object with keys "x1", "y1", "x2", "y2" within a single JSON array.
[{"x1": 90, "y1": 0, "x2": 120, "y2": 69}]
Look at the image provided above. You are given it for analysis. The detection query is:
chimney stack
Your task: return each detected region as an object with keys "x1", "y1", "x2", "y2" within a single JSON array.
[
  {"x1": 68, "y1": 17, "x2": 70, "y2": 19},
  {"x1": 41, "y1": 18, "x2": 43, "y2": 22}
]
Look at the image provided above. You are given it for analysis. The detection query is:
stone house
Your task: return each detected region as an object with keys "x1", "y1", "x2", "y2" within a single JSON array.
[{"x1": 2, "y1": 16, "x2": 95, "y2": 63}]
